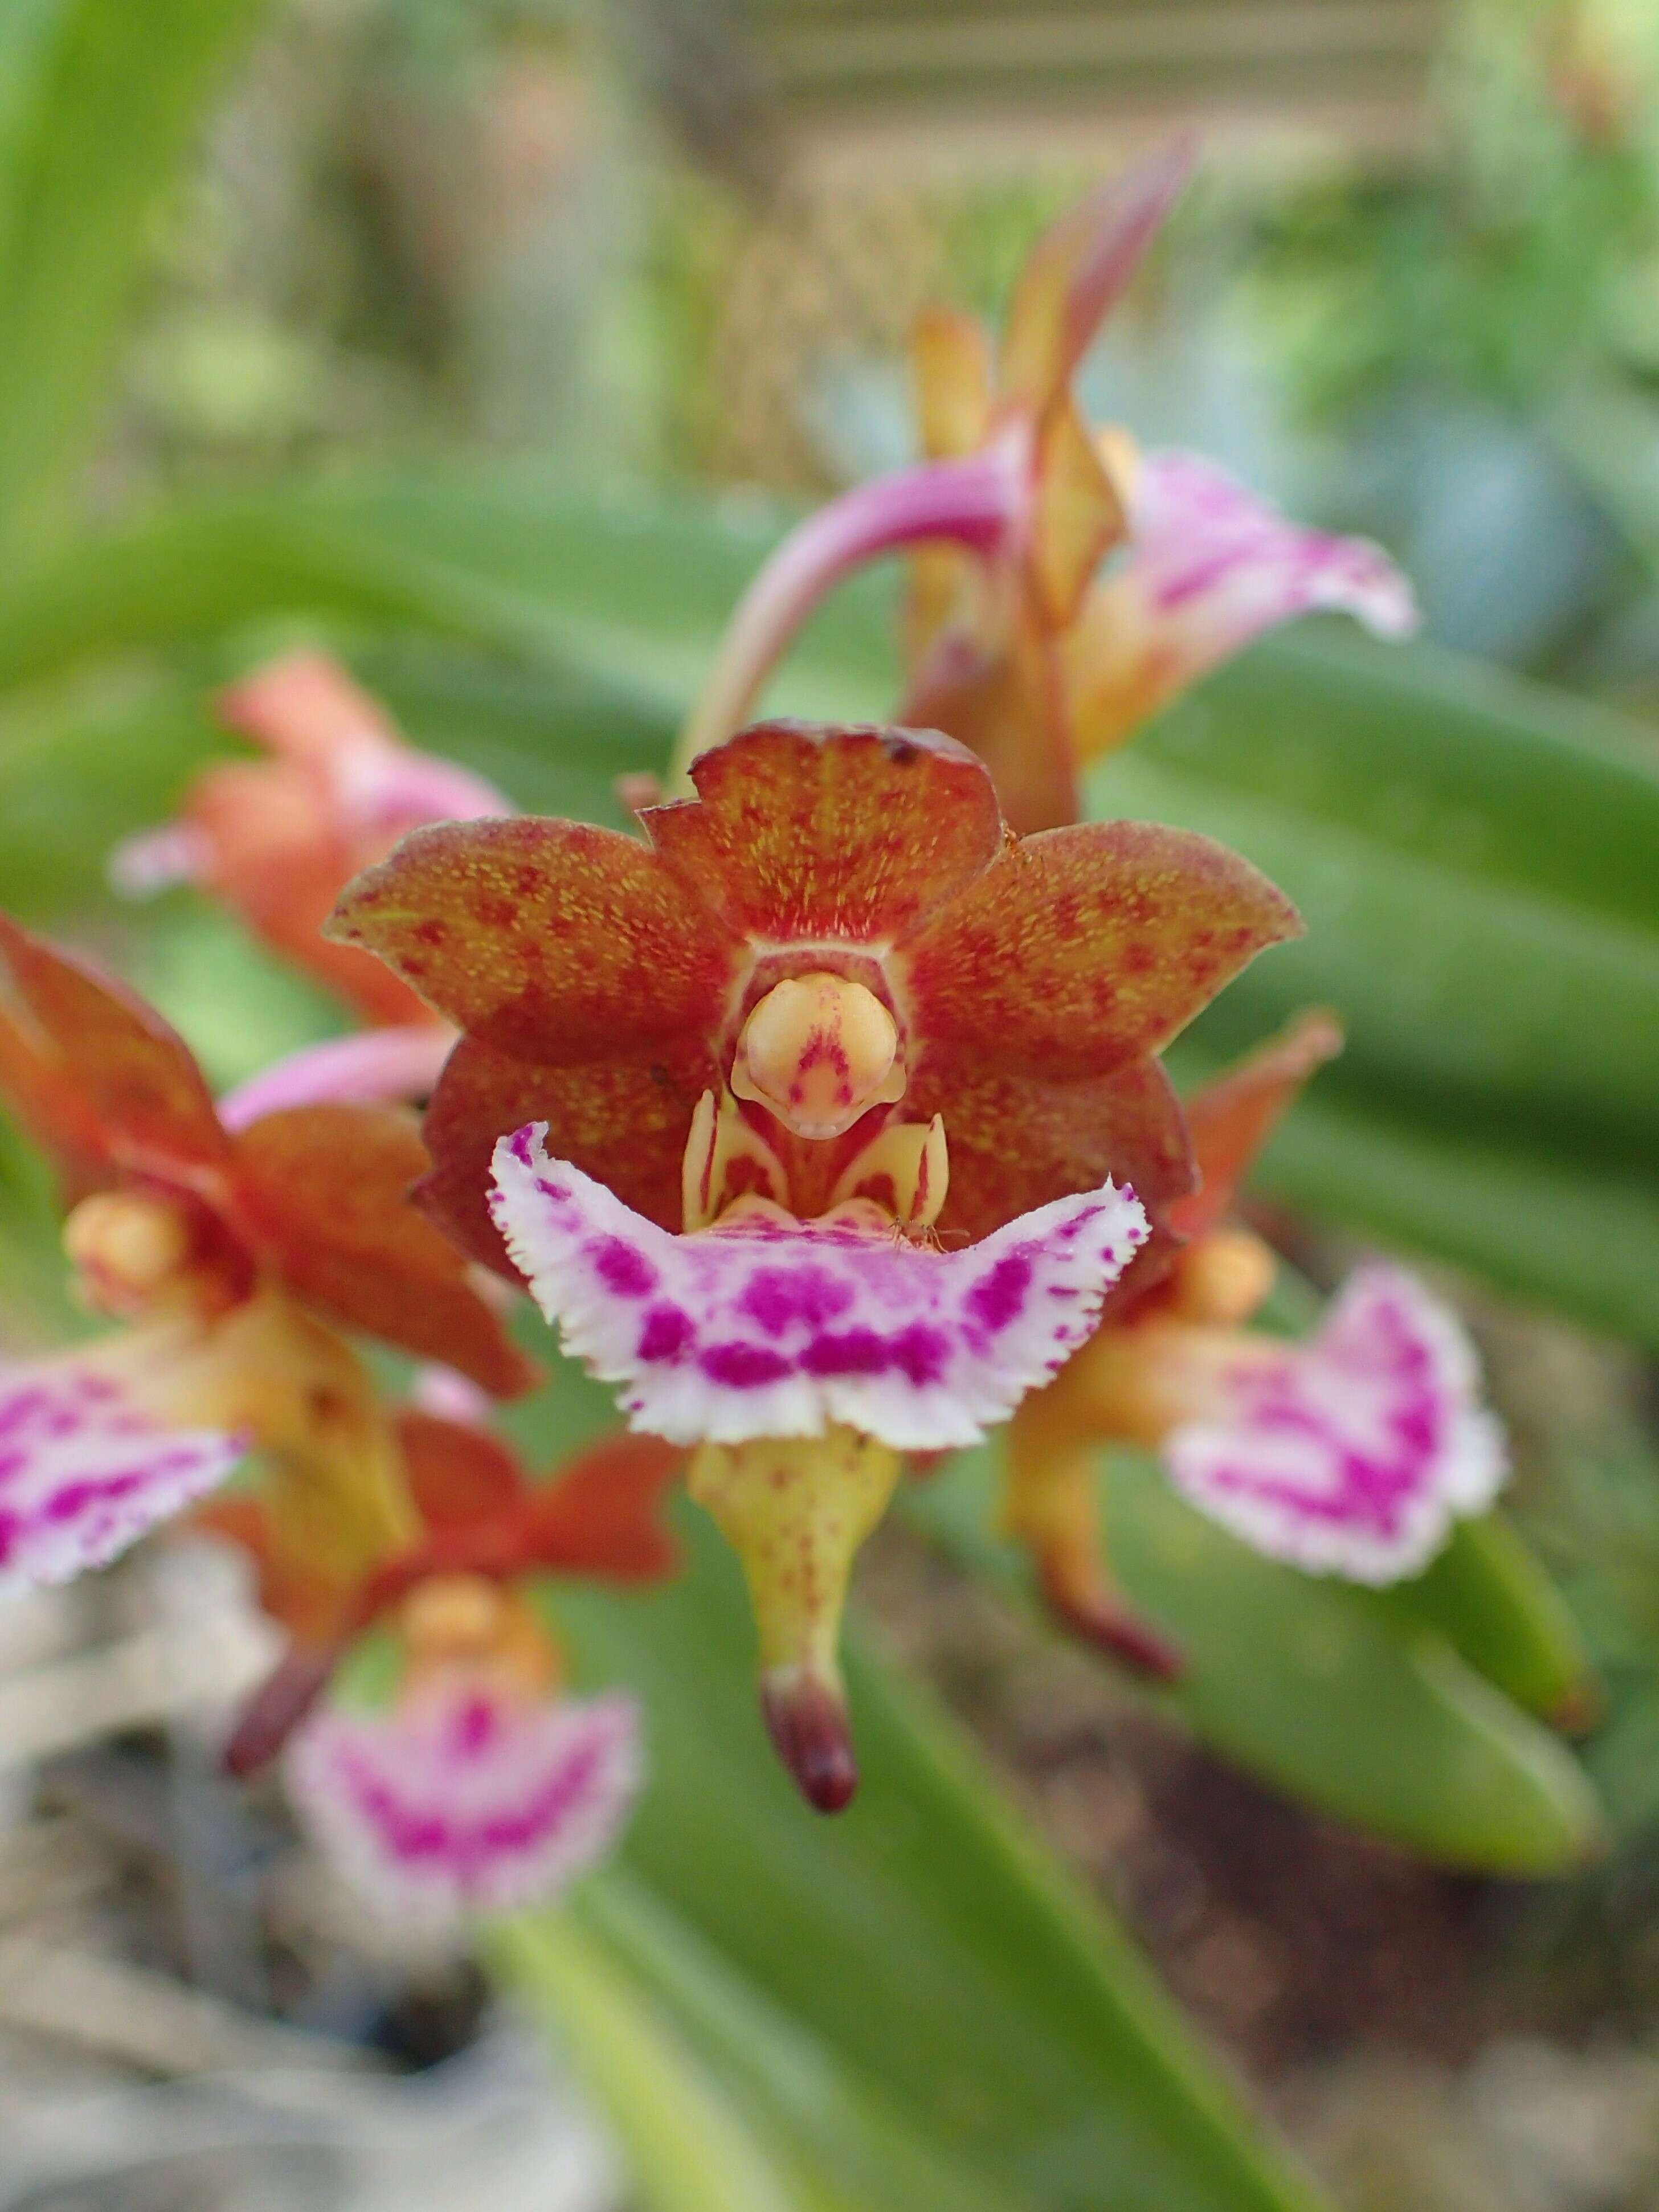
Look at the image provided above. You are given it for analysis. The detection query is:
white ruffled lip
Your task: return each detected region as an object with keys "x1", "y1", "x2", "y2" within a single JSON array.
[
  {"x1": 488, "y1": 1121, "x2": 1150, "y2": 1453},
  {"x1": 285, "y1": 1685, "x2": 641, "y2": 1918},
  {"x1": 1163, "y1": 1263, "x2": 1507, "y2": 1584},
  {"x1": 0, "y1": 1352, "x2": 243, "y2": 1596}
]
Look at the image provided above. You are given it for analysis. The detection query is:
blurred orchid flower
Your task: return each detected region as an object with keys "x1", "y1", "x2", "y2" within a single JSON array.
[
  {"x1": 111, "y1": 652, "x2": 511, "y2": 1029},
  {"x1": 1005, "y1": 1013, "x2": 1509, "y2": 1671},
  {"x1": 672, "y1": 141, "x2": 1415, "y2": 832},
  {"x1": 0, "y1": 916, "x2": 533, "y2": 1596},
  {"x1": 327, "y1": 717, "x2": 1296, "y2": 1806},
  {"x1": 207, "y1": 1411, "x2": 675, "y2": 1916}
]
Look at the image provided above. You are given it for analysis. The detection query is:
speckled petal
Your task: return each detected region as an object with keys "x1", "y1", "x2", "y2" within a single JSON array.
[
  {"x1": 1163, "y1": 1265, "x2": 1507, "y2": 1582},
  {"x1": 420, "y1": 1032, "x2": 717, "y2": 1275},
  {"x1": 328, "y1": 817, "x2": 741, "y2": 1062},
  {"x1": 643, "y1": 721, "x2": 1004, "y2": 944},
  {"x1": 287, "y1": 1686, "x2": 640, "y2": 1918},
  {"x1": 897, "y1": 820, "x2": 1300, "y2": 1082},
  {"x1": 0, "y1": 1354, "x2": 243, "y2": 1593},
  {"x1": 1066, "y1": 450, "x2": 1419, "y2": 762},
  {"x1": 489, "y1": 1122, "x2": 1149, "y2": 1453},
  {"x1": 909, "y1": 1053, "x2": 1193, "y2": 1248}
]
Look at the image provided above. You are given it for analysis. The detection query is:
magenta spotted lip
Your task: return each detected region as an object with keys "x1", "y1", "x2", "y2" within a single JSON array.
[
  {"x1": 0, "y1": 1355, "x2": 244, "y2": 1594},
  {"x1": 488, "y1": 1120, "x2": 1149, "y2": 1452},
  {"x1": 285, "y1": 1684, "x2": 641, "y2": 1917},
  {"x1": 1162, "y1": 1265, "x2": 1506, "y2": 1582}
]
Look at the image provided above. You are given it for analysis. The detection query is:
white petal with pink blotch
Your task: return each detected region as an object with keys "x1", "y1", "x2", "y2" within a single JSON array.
[
  {"x1": 1070, "y1": 449, "x2": 1419, "y2": 755},
  {"x1": 0, "y1": 1356, "x2": 243, "y2": 1594},
  {"x1": 1127, "y1": 449, "x2": 1418, "y2": 655},
  {"x1": 1163, "y1": 1265, "x2": 1507, "y2": 1583},
  {"x1": 490, "y1": 1123, "x2": 1149, "y2": 1453},
  {"x1": 286, "y1": 1686, "x2": 640, "y2": 1918}
]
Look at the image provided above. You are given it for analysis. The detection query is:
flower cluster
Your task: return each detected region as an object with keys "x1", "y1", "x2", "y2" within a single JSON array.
[{"x1": 0, "y1": 145, "x2": 1513, "y2": 1920}]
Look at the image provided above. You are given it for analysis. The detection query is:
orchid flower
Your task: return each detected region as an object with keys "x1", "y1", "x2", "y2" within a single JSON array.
[
  {"x1": 1005, "y1": 1015, "x2": 1509, "y2": 1650},
  {"x1": 111, "y1": 651, "x2": 511, "y2": 1036},
  {"x1": 329, "y1": 717, "x2": 1297, "y2": 1805},
  {"x1": 670, "y1": 141, "x2": 1415, "y2": 833},
  {"x1": 0, "y1": 916, "x2": 532, "y2": 1598},
  {"x1": 205, "y1": 1412, "x2": 675, "y2": 1916}
]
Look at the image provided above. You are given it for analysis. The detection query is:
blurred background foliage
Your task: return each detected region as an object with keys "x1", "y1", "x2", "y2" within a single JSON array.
[{"x1": 2, "y1": 2, "x2": 1659, "y2": 2210}]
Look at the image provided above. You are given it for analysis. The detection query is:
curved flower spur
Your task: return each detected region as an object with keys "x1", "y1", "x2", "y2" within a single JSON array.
[
  {"x1": 329, "y1": 718, "x2": 1300, "y2": 1806},
  {"x1": 0, "y1": 914, "x2": 533, "y2": 1600},
  {"x1": 1008, "y1": 1012, "x2": 1510, "y2": 1631},
  {"x1": 204, "y1": 1411, "x2": 677, "y2": 1919}
]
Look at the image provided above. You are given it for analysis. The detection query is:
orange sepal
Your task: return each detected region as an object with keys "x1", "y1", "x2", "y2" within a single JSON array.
[
  {"x1": 1172, "y1": 1008, "x2": 1344, "y2": 1242},
  {"x1": 911, "y1": 1052, "x2": 1194, "y2": 1249},
  {"x1": 643, "y1": 721, "x2": 1004, "y2": 945},
  {"x1": 898, "y1": 820, "x2": 1301, "y2": 1085},
  {"x1": 396, "y1": 1407, "x2": 528, "y2": 1532},
  {"x1": 911, "y1": 305, "x2": 995, "y2": 460},
  {"x1": 0, "y1": 915, "x2": 229, "y2": 1193},
  {"x1": 328, "y1": 816, "x2": 742, "y2": 1064},
  {"x1": 228, "y1": 1103, "x2": 537, "y2": 1396},
  {"x1": 183, "y1": 760, "x2": 432, "y2": 1029},
  {"x1": 191, "y1": 1493, "x2": 349, "y2": 1646},
  {"x1": 419, "y1": 1031, "x2": 714, "y2": 1274},
  {"x1": 1029, "y1": 393, "x2": 1127, "y2": 630},
  {"x1": 519, "y1": 1430, "x2": 684, "y2": 1583}
]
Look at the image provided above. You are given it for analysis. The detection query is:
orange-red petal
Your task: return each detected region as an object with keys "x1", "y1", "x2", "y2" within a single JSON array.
[
  {"x1": 898, "y1": 820, "x2": 1300, "y2": 1082},
  {"x1": 643, "y1": 721, "x2": 1003, "y2": 944},
  {"x1": 0, "y1": 915, "x2": 228, "y2": 1190},
  {"x1": 519, "y1": 1430, "x2": 683, "y2": 1583},
  {"x1": 909, "y1": 1053, "x2": 1193, "y2": 1246},
  {"x1": 396, "y1": 1407, "x2": 527, "y2": 1532},
  {"x1": 329, "y1": 817, "x2": 741, "y2": 1062},
  {"x1": 188, "y1": 759, "x2": 434, "y2": 1027},
  {"x1": 1172, "y1": 1008, "x2": 1343, "y2": 1241},
  {"x1": 419, "y1": 1032, "x2": 713, "y2": 1273},
  {"x1": 228, "y1": 1103, "x2": 536, "y2": 1396}
]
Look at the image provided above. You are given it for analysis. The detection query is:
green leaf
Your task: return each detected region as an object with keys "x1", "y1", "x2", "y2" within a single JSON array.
[
  {"x1": 546, "y1": 1502, "x2": 1330, "y2": 2212},
  {"x1": 1100, "y1": 629, "x2": 1659, "y2": 1170},
  {"x1": 528, "y1": 1872, "x2": 1034, "y2": 2212},
  {"x1": 1390, "y1": 1514, "x2": 1598, "y2": 1729},
  {"x1": 904, "y1": 1445, "x2": 1601, "y2": 1876},
  {"x1": 0, "y1": 0, "x2": 271, "y2": 559},
  {"x1": 487, "y1": 1906, "x2": 804, "y2": 2212}
]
